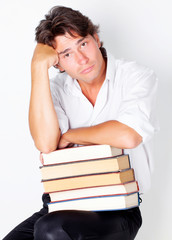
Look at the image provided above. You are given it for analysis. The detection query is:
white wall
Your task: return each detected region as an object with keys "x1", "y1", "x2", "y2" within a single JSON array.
[{"x1": 0, "y1": 0, "x2": 171, "y2": 239}]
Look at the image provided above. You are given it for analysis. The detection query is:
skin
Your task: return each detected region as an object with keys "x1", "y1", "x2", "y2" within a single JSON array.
[{"x1": 29, "y1": 32, "x2": 142, "y2": 153}]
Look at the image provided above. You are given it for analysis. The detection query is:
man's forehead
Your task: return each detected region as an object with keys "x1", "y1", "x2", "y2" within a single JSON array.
[{"x1": 54, "y1": 33, "x2": 89, "y2": 52}]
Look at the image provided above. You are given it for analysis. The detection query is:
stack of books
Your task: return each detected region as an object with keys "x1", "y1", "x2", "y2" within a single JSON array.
[{"x1": 40, "y1": 145, "x2": 139, "y2": 212}]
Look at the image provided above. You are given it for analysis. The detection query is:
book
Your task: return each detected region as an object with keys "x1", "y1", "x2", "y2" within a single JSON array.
[
  {"x1": 42, "y1": 168, "x2": 135, "y2": 193},
  {"x1": 41, "y1": 145, "x2": 123, "y2": 165},
  {"x1": 40, "y1": 144, "x2": 139, "y2": 213},
  {"x1": 40, "y1": 154, "x2": 130, "y2": 180},
  {"x1": 49, "y1": 181, "x2": 139, "y2": 202},
  {"x1": 48, "y1": 192, "x2": 139, "y2": 212}
]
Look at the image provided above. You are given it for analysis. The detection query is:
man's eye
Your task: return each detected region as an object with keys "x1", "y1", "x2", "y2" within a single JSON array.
[
  {"x1": 81, "y1": 42, "x2": 87, "y2": 47},
  {"x1": 64, "y1": 53, "x2": 70, "y2": 58}
]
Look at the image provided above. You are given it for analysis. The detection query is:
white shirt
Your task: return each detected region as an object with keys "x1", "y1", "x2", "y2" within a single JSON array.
[{"x1": 50, "y1": 51, "x2": 159, "y2": 193}]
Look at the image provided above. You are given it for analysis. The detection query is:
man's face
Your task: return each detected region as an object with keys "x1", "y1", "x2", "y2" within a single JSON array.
[{"x1": 54, "y1": 33, "x2": 105, "y2": 84}]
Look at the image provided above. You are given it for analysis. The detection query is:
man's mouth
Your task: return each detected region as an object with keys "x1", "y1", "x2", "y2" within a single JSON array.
[{"x1": 80, "y1": 65, "x2": 94, "y2": 74}]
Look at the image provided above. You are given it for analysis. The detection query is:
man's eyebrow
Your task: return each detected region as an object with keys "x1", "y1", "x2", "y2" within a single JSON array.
[
  {"x1": 58, "y1": 48, "x2": 71, "y2": 55},
  {"x1": 76, "y1": 37, "x2": 86, "y2": 45},
  {"x1": 58, "y1": 37, "x2": 86, "y2": 55}
]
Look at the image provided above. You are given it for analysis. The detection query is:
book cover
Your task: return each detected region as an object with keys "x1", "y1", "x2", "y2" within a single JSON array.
[
  {"x1": 49, "y1": 181, "x2": 139, "y2": 202},
  {"x1": 42, "y1": 168, "x2": 135, "y2": 193},
  {"x1": 42, "y1": 145, "x2": 123, "y2": 165},
  {"x1": 48, "y1": 192, "x2": 139, "y2": 212},
  {"x1": 40, "y1": 155, "x2": 130, "y2": 180}
]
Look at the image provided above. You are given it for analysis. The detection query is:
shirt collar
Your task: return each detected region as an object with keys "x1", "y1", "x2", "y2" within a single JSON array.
[
  {"x1": 105, "y1": 50, "x2": 116, "y2": 85},
  {"x1": 64, "y1": 74, "x2": 81, "y2": 96}
]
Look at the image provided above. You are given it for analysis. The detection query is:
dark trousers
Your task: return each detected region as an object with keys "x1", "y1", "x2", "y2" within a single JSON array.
[{"x1": 3, "y1": 194, "x2": 142, "y2": 240}]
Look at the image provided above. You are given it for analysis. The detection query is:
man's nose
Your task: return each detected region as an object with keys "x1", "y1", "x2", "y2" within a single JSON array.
[{"x1": 76, "y1": 51, "x2": 89, "y2": 65}]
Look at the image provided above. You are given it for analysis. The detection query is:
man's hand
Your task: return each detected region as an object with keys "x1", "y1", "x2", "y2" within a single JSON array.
[
  {"x1": 31, "y1": 43, "x2": 59, "y2": 69},
  {"x1": 58, "y1": 132, "x2": 74, "y2": 149}
]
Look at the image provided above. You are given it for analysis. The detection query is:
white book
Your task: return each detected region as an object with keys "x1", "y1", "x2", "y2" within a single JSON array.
[
  {"x1": 48, "y1": 192, "x2": 139, "y2": 212},
  {"x1": 49, "y1": 181, "x2": 139, "y2": 202},
  {"x1": 42, "y1": 145, "x2": 122, "y2": 165}
]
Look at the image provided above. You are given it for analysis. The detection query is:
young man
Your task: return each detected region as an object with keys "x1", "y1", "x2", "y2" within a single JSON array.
[{"x1": 3, "y1": 6, "x2": 158, "y2": 240}]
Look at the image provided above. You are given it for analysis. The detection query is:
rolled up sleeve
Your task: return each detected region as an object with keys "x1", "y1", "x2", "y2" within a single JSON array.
[
  {"x1": 50, "y1": 80, "x2": 69, "y2": 135},
  {"x1": 116, "y1": 66, "x2": 158, "y2": 143}
]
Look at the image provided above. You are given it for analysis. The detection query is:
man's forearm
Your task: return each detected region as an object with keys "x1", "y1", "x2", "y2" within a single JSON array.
[
  {"x1": 61, "y1": 120, "x2": 142, "y2": 149},
  {"x1": 29, "y1": 44, "x2": 61, "y2": 153},
  {"x1": 29, "y1": 63, "x2": 60, "y2": 153}
]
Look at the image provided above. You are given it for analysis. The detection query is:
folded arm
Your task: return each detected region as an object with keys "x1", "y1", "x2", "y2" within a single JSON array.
[{"x1": 58, "y1": 120, "x2": 142, "y2": 149}]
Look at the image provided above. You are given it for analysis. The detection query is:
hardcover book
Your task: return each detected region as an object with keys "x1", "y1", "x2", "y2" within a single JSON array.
[
  {"x1": 42, "y1": 168, "x2": 135, "y2": 193},
  {"x1": 49, "y1": 181, "x2": 139, "y2": 202},
  {"x1": 41, "y1": 145, "x2": 123, "y2": 165},
  {"x1": 40, "y1": 154, "x2": 130, "y2": 180},
  {"x1": 48, "y1": 192, "x2": 139, "y2": 212}
]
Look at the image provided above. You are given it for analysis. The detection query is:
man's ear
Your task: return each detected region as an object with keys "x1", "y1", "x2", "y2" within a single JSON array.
[{"x1": 93, "y1": 33, "x2": 101, "y2": 48}]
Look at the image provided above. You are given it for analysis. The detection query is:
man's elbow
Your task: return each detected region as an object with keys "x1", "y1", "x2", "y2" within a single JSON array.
[
  {"x1": 125, "y1": 133, "x2": 142, "y2": 149},
  {"x1": 34, "y1": 141, "x2": 57, "y2": 154},
  {"x1": 33, "y1": 135, "x2": 60, "y2": 154}
]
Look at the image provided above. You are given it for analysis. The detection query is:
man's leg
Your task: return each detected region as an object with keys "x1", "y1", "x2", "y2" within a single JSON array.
[
  {"x1": 2, "y1": 194, "x2": 50, "y2": 240},
  {"x1": 34, "y1": 207, "x2": 142, "y2": 240}
]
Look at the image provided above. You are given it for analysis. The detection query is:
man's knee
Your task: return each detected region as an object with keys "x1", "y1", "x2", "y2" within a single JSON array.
[{"x1": 34, "y1": 212, "x2": 71, "y2": 240}]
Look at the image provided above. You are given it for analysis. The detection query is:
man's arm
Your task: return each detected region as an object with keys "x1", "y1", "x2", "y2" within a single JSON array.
[
  {"x1": 59, "y1": 120, "x2": 142, "y2": 149},
  {"x1": 29, "y1": 43, "x2": 61, "y2": 153}
]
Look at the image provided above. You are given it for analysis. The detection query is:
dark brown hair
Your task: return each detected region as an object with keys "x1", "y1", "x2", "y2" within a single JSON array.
[{"x1": 35, "y1": 6, "x2": 100, "y2": 47}]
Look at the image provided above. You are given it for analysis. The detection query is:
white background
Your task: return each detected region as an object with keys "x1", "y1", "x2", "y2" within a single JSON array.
[{"x1": 0, "y1": 0, "x2": 171, "y2": 239}]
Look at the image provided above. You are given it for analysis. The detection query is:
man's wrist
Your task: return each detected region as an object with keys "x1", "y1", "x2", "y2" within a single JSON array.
[
  {"x1": 63, "y1": 128, "x2": 92, "y2": 146},
  {"x1": 63, "y1": 129, "x2": 74, "y2": 142},
  {"x1": 31, "y1": 60, "x2": 49, "y2": 72}
]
